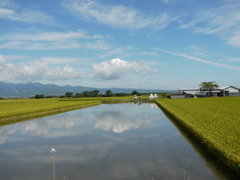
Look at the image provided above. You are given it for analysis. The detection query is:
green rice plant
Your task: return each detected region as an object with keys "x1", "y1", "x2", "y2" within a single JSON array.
[
  {"x1": 155, "y1": 97, "x2": 240, "y2": 175},
  {"x1": 0, "y1": 98, "x2": 100, "y2": 124}
]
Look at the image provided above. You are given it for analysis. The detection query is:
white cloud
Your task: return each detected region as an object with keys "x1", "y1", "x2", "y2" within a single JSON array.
[
  {"x1": 0, "y1": 54, "x2": 15, "y2": 81},
  {"x1": 228, "y1": 31, "x2": 240, "y2": 48},
  {"x1": 15, "y1": 61, "x2": 49, "y2": 81},
  {"x1": 0, "y1": 7, "x2": 14, "y2": 15},
  {"x1": 40, "y1": 57, "x2": 83, "y2": 65},
  {"x1": 92, "y1": 58, "x2": 157, "y2": 80},
  {"x1": 179, "y1": 1, "x2": 240, "y2": 48},
  {"x1": 99, "y1": 46, "x2": 133, "y2": 59},
  {"x1": 160, "y1": 49, "x2": 240, "y2": 71},
  {"x1": 0, "y1": 55, "x2": 85, "y2": 82},
  {"x1": 189, "y1": 45, "x2": 208, "y2": 57},
  {"x1": 0, "y1": 41, "x2": 111, "y2": 50},
  {"x1": 63, "y1": 0, "x2": 170, "y2": 30},
  {"x1": 0, "y1": 30, "x2": 104, "y2": 41},
  {"x1": 0, "y1": 30, "x2": 111, "y2": 50},
  {"x1": 140, "y1": 51, "x2": 158, "y2": 56},
  {"x1": 44, "y1": 65, "x2": 84, "y2": 80},
  {"x1": 0, "y1": 5, "x2": 55, "y2": 25},
  {"x1": 180, "y1": 2, "x2": 240, "y2": 33},
  {"x1": 227, "y1": 58, "x2": 240, "y2": 62}
]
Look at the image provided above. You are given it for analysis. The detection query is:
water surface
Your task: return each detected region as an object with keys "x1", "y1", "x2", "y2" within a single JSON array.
[{"x1": 0, "y1": 103, "x2": 238, "y2": 180}]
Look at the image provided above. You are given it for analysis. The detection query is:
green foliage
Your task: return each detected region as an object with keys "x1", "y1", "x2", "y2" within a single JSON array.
[
  {"x1": 199, "y1": 81, "x2": 219, "y2": 96},
  {"x1": 115, "y1": 93, "x2": 127, "y2": 96},
  {"x1": 35, "y1": 94, "x2": 45, "y2": 99},
  {"x1": 199, "y1": 81, "x2": 219, "y2": 89},
  {"x1": 132, "y1": 90, "x2": 141, "y2": 96},
  {"x1": 158, "y1": 92, "x2": 168, "y2": 98},
  {"x1": 65, "y1": 92, "x2": 73, "y2": 97},
  {"x1": 105, "y1": 90, "x2": 113, "y2": 97},
  {"x1": 75, "y1": 93, "x2": 84, "y2": 98},
  {"x1": 155, "y1": 97, "x2": 240, "y2": 175},
  {"x1": 92, "y1": 90, "x2": 99, "y2": 96},
  {"x1": 75, "y1": 90, "x2": 100, "y2": 97}
]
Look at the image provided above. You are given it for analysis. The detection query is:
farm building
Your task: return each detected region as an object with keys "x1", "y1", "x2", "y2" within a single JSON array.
[
  {"x1": 168, "y1": 92, "x2": 194, "y2": 99},
  {"x1": 219, "y1": 86, "x2": 240, "y2": 96},
  {"x1": 177, "y1": 86, "x2": 239, "y2": 98}
]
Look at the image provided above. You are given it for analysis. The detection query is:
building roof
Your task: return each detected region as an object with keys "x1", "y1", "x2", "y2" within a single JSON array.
[
  {"x1": 178, "y1": 88, "x2": 199, "y2": 91},
  {"x1": 219, "y1": 86, "x2": 239, "y2": 90},
  {"x1": 179, "y1": 86, "x2": 239, "y2": 91}
]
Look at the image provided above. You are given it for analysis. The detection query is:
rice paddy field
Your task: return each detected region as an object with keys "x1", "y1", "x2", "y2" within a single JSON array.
[
  {"x1": 0, "y1": 98, "x2": 101, "y2": 125},
  {"x1": 155, "y1": 97, "x2": 240, "y2": 175},
  {"x1": 0, "y1": 96, "x2": 139, "y2": 125}
]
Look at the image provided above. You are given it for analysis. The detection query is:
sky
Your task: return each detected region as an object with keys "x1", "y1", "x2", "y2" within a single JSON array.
[{"x1": 0, "y1": 0, "x2": 240, "y2": 90}]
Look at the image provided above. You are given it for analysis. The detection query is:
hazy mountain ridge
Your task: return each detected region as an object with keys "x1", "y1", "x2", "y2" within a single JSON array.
[{"x1": 0, "y1": 82, "x2": 173, "y2": 97}]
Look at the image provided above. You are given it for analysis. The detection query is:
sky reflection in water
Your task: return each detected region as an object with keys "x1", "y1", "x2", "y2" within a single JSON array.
[{"x1": 0, "y1": 103, "x2": 231, "y2": 180}]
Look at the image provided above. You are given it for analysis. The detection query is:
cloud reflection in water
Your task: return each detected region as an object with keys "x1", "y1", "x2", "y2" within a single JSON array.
[
  {"x1": 94, "y1": 111, "x2": 155, "y2": 133},
  {"x1": 0, "y1": 103, "x2": 159, "y2": 144},
  {"x1": 0, "y1": 113, "x2": 87, "y2": 144}
]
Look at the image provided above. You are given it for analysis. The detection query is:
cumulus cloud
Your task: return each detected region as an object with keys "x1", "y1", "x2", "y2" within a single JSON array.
[
  {"x1": 0, "y1": 54, "x2": 15, "y2": 81},
  {"x1": 92, "y1": 58, "x2": 157, "y2": 80},
  {"x1": 63, "y1": 0, "x2": 170, "y2": 30},
  {"x1": 44, "y1": 65, "x2": 84, "y2": 80},
  {"x1": 0, "y1": 55, "x2": 85, "y2": 82}
]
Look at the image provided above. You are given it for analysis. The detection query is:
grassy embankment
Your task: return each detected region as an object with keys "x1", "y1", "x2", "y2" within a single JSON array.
[
  {"x1": 155, "y1": 97, "x2": 240, "y2": 175},
  {"x1": 0, "y1": 96, "x2": 146, "y2": 126}
]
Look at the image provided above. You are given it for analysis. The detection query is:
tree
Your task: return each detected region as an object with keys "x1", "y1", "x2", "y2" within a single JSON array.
[
  {"x1": 106, "y1": 90, "x2": 113, "y2": 97},
  {"x1": 82, "y1": 91, "x2": 90, "y2": 97},
  {"x1": 35, "y1": 94, "x2": 44, "y2": 99},
  {"x1": 75, "y1": 93, "x2": 83, "y2": 98},
  {"x1": 93, "y1": 90, "x2": 99, "y2": 97},
  {"x1": 132, "y1": 90, "x2": 141, "y2": 96},
  {"x1": 199, "y1": 81, "x2": 219, "y2": 97},
  {"x1": 65, "y1": 92, "x2": 73, "y2": 97}
]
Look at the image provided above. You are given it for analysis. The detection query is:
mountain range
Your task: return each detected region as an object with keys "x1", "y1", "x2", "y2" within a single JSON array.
[{"x1": 0, "y1": 82, "x2": 173, "y2": 98}]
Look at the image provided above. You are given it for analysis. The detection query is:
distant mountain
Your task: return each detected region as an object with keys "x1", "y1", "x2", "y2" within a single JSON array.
[{"x1": 0, "y1": 82, "x2": 174, "y2": 98}]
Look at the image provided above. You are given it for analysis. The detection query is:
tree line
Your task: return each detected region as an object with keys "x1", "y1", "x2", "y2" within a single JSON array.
[{"x1": 34, "y1": 90, "x2": 144, "y2": 99}]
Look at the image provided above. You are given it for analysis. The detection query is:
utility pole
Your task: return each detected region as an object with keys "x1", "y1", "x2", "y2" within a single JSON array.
[{"x1": 50, "y1": 145, "x2": 56, "y2": 180}]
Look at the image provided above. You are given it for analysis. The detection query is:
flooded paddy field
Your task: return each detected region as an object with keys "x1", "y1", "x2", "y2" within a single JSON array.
[{"x1": 0, "y1": 103, "x2": 238, "y2": 180}]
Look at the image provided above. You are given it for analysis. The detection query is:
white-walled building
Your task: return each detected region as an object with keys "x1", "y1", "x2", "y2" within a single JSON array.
[
  {"x1": 219, "y1": 86, "x2": 240, "y2": 96},
  {"x1": 178, "y1": 86, "x2": 239, "y2": 97}
]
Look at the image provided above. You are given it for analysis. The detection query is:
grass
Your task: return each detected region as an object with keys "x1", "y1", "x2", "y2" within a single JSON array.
[{"x1": 155, "y1": 97, "x2": 240, "y2": 175}]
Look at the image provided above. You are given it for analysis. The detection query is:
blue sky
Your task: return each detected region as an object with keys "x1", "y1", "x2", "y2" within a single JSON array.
[{"x1": 0, "y1": 0, "x2": 240, "y2": 90}]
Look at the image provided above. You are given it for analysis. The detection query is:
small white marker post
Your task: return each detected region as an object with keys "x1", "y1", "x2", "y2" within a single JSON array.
[{"x1": 50, "y1": 145, "x2": 56, "y2": 180}]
